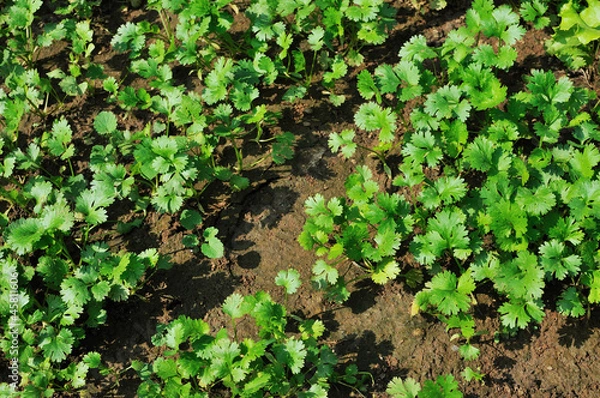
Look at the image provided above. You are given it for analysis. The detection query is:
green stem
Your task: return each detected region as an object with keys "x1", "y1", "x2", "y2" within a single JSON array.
[
  {"x1": 232, "y1": 144, "x2": 244, "y2": 171},
  {"x1": 306, "y1": 50, "x2": 318, "y2": 86},
  {"x1": 158, "y1": 10, "x2": 174, "y2": 46},
  {"x1": 231, "y1": 318, "x2": 238, "y2": 341},
  {"x1": 67, "y1": 159, "x2": 75, "y2": 177},
  {"x1": 355, "y1": 143, "x2": 392, "y2": 176}
]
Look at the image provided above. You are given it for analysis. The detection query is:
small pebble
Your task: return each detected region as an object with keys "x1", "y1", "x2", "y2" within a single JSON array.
[{"x1": 412, "y1": 328, "x2": 424, "y2": 337}]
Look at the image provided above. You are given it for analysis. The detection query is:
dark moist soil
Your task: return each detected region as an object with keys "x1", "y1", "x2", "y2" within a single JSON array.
[{"x1": 11, "y1": 0, "x2": 600, "y2": 397}]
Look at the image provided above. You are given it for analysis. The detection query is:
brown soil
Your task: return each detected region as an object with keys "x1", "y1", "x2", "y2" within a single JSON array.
[{"x1": 7, "y1": 0, "x2": 600, "y2": 397}]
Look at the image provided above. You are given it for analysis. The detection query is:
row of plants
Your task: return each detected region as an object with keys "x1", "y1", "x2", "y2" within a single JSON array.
[
  {"x1": 300, "y1": 0, "x2": 600, "y2": 375},
  {"x1": 0, "y1": 0, "x2": 440, "y2": 396},
  {"x1": 135, "y1": 269, "x2": 465, "y2": 397},
  {"x1": 1, "y1": 0, "x2": 598, "y2": 396}
]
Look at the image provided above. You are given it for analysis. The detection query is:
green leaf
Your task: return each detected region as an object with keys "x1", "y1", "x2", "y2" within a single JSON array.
[
  {"x1": 398, "y1": 35, "x2": 437, "y2": 62},
  {"x1": 75, "y1": 187, "x2": 115, "y2": 225},
  {"x1": 323, "y1": 57, "x2": 348, "y2": 85},
  {"x1": 328, "y1": 129, "x2": 356, "y2": 158},
  {"x1": 415, "y1": 270, "x2": 475, "y2": 315},
  {"x1": 44, "y1": 117, "x2": 74, "y2": 159},
  {"x1": 201, "y1": 227, "x2": 224, "y2": 259},
  {"x1": 345, "y1": 166, "x2": 380, "y2": 203},
  {"x1": 411, "y1": 208, "x2": 471, "y2": 265},
  {"x1": 272, "y1": 132, "x2": 295, "y2": 165},
  {"x1": 386, "y1": 377, "x2": 421, "y2": 398},
  {"x1": 424, "y1": 85, "x2": 471, "y2": 122},
  {"x1": 460, "y1": 63, "x2": 507, "y2": 110},
  {"x1": 463, "y1": 136, "x2": 500, "y2": 172},
  {"x1": 499, "y1": 298, "x2": 545, "y2": 329},
  {"x1": 375, "y1": 64, "x2": 401, "y2": 94},
  {"x1": 329, "y1": 93, "x2": 346, "y2": 106},
  {"x1": 371, "y1": 258, "x2": 400, "y2": 285},
  {"x1": 94, "y1": 111, "x2": 118, "y2": 135},
  {"x1": 402, "y1": 131, "x2": 443, "y2": 167},
  {"x1": 182, "y1": 234, "x2": 199, "y2": 248},
  {"x1": 275, "y1": 269, "x2": 302, "y2": 294},
  {"x1": 569, "y1": 144, "x2": 600, "y2": 180},
  {"x1": 153, "y1": 357, "x2": 178, "y2": 380},
  {"x1": 354, "y1": 102, "x2": 397, "y2": 143},
  {"x1": 557, "y1": 287, "x2": 586, "y2": 317},
  {"x1": 565, "y1": 180, "x2": 600, "y2": 221},
  {"x1": 494, "y1": 251, "x2": 544, "y2": 300},
  {"x1": 394, "y1": 60, "x2": 423, "y2": 101},
  {"x1": 515, "y1": 186, "x2": 556, "y2": 216},
  {"x1": 58, "y1": 75, "x2": 88, "y2": 97},
  {"x1": 494, "y1": 6, "x2": 526, "y2": 45},
  {"x1": 373, "y1": 225, "x2": 402, "y2": 259},
  {"x1": 60, "y1": 361, "x2": 90, "y2": 389},
  {"x1": 462, "y1": 366, "x2": 485, "y2": 383},
  {"x1": 4, "y1": 218, "x2": 45, "y2": 255},
  {"x1": 283, "y1": 85, "x2": 307, "y2": 102},
  {"x1": 82, "y1": 352, "x2": 103, "y2": 368},
  {"x1": 40, "y1": 194, "x2": 75, "y2": 232},
  {"x1": 222, "y1": 293, "x2": 252, "y2": 319},
  {"x1": 420, "y1": 176, "x2": 467, "y2": 210},
  {"x1": 103, "y1": 76, "x2": 119, "y2": 94},
  {"x1": 180, "y1": 209, "x2": 203, "y2": 230},
  {"x1": 587, "y1": 270, "x2": 600, "y2": 304},
  {"x1": 421, "y1": 374, "x2": 462, "y2": 398},
  {"x1": 152, "y1": 183, "x2": 186, "y2": 213},
  {"x1": 549, "y1": 217, "x2": 584, "y2": 246},
  {"x1": 39, "y1": 326, "x2": 74, "y2": 362},
  {"x1": 61, "y1": 277, "x2": 91, "y2": 307},
  {"x1": 90, "y1": 281, "x2": 111, "y2": 301},
  {"x1": 277, "y1": 339, "x2": 306, "y2": 374},
  {"x1": 38, "y1": 256, "x2": 70, "y2": 289},
  {"x1": 230, "y1": 174, "x2": 250, "y2": 191},
  {"x1": 231, "y1": 82, "x2": 259, "y2": 111},
  {"x1": 312, "y1": 259, "x2": 339, "y2": 285},
  {"x1": 459, "y1": 343, "x2": 480, "y2": 361},
  {"x1": 243, "y1": 372, "x2": 271, "y2": 395},
  {"x1": 308, "y1": 26, "x2": 325, "y2": 51},
  {"x1": 488, "y1": 197, "x2": 529, "y2": 252},
  {"x1": 203, "y1": 57, "x2": 234, "y2": 105},
  {"x1": 539, "y1": 240, "x2": 581, "y2": 280},
  {"x1": 520, "y1": 0, "x2": 550, "y2": 29},
  {"x1": 473, "y1": 44, "x2": 518, "y2": 69},
  {"x1": 357, "y1": 70, "x2": 380, "y2": 102},
  {"x1": 299, "y1": 319, "x2": 326, "y2": 339},
  {"x1": 525, "y1": 70, "x2": 574, "y2": 108},
  {"x1": 111, "y1": 21, "x2": 146, "y2": 56}
]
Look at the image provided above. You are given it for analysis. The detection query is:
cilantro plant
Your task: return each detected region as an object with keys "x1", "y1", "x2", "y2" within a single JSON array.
[
  {"x1": 299, "y1": 166, "x2": 415, "y2": 302},
  {"x1": 48, "y1": 19, "x2": 106, "y2": 99},
  {"x1": 0, "y1": 93, "x2": 225, "y2": 396},
  {"x1": 303, "y1": 0, "x2": 600, "y2": 364},
  {"x1": 110, "y1": 3, "x2": 295, "y2": 175},
  {"x1": 0, "y1": 113, "x2": 184, "y2": 394},
  {"x1": 247, "y1": 0, "x2": 396, "y2": 104},
  {"x1": 134, "y1": 281, "x2": 368, "y2": 397},
  {"x1": 546, "y1": 0, "x2": 600, "y2": 70},
  {"x1": 0, "y1": 0, "x2": 69, "y2": 137},
  {"x1": 386, "y1": 374, "x2": 463, "y2": 398}
]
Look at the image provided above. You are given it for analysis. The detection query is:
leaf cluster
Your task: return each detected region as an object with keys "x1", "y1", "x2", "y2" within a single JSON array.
[
  {"x1": 546, "y1": 0, "x2": 600, "y2": 69},
  {"x1": 135, "y1": 290, "x2": 365, "y2": 397},
  {"x1": 299, "y1": 165, "x2": 415, "y2": 301},
  {"x1": 303, "y1": 0, "x2": 600, "y2": 367}
]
